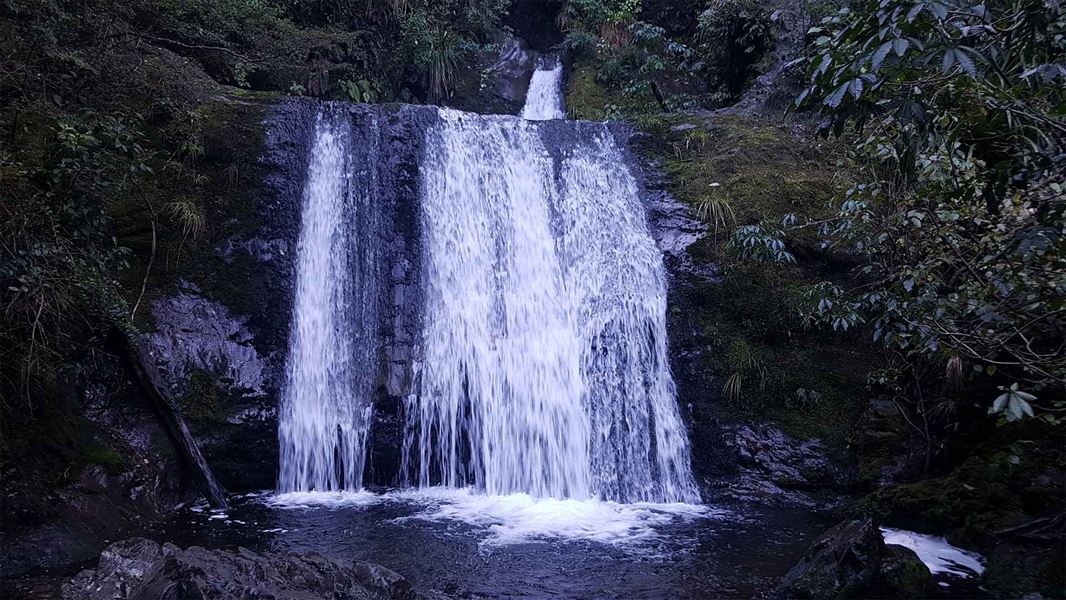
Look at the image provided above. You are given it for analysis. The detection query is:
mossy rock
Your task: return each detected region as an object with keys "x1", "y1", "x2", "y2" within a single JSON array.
[
  {"x1": 776, "y1": 519, "x2": 934, "y2": 599},
  {"x1": 110, "y1": 89, "x2": 275, "y2": 329},
  {"x1": 634, "y1": 112, "x2": 876, "y2": 450},
  {"x1": 564, "y1": 59, "x2": 660, "y2": 121},
  {"x1": 853, "y1": 420, "x2": 1065, "y2": 542},
  {"x1": 84, "y1": 447, "x2": 128, "y2": 475},
  {"x1": 877, "y1": 544, "x2": 936, "y2": 599}
]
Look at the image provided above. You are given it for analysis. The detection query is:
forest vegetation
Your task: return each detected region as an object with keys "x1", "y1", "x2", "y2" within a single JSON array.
[{"x1": 0, "y1": 0, "x2": 1062, "y2": 597}]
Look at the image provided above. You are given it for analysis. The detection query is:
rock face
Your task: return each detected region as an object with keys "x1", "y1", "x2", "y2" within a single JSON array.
[
  {"x1": 136, "y1": 98, "x2": 317, "y2": 492},
  {"x1": 716, "y1": 424, "x2": 853, "y2": 507},
  {"x1": 62, "y1": 538, "x2": 419, "y2": 600},
  {"x1": 0, "y1": 351, "x2": 192, "y2": 577},
  {"x1": 148, "y1": 287, "x2": 268, "y2": 397},
  {"x1": 447, "y1": 33, "x2": 535, "y2": 115},
  {"x1": 776, "y1": 519, "x2": 934, "y2": 599}
]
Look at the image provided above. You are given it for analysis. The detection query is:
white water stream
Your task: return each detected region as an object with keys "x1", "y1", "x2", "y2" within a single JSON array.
[
  {"x1": 521, "y1": 56, "x2": 565, "y2": 120},
  {"x1": 277, "y1": 108, "x2": 376, "y2": 493}
]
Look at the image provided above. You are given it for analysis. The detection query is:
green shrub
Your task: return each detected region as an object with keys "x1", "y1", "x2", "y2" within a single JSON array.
[{"x1": 694, "y1": 0, "x2": 774, "y2": 96}]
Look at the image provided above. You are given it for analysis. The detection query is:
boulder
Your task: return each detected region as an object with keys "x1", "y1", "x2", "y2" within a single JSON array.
[
  {"x1": 716, "y1": 424, "x2": 853, "y2": 506},
  {"x1": 62, "y1": 538, "x2": 420, "y2": 600},
  {"x1": 776, "y1": 519, "x2": 933, "y2": 599}
]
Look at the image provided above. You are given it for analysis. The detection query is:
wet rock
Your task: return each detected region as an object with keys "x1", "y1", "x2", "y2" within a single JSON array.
[
  {"x1": 730, "y1": 0, "x2": 814, "y2": 116},
  {"x1": 480, "y1": 35, "x2": 535, "y2": 109},
  {"x1": 147, "y1": 289, "x2": 267, "y2": 396},
  {"x1": 0, "y1": 351, "x2": 192, "y2": 577},
  {"x1": 62, "y1": 538, "x2": 420, "y2": 600},
  {"x1": 878, "y1": 544, "x2": 936, "y2": 598},
  {"x1": 447, "y1": 33, "x2": 535, "y2": 115},
  {"x1": 776, "y1": 519, "x2": 933, "y2": 599},
  {"x1": 143, "y1": 290, "x2": 279, "y2": 493},
  {"x1": 717, "y1": 424, "x2": 851, "y2": 507}
]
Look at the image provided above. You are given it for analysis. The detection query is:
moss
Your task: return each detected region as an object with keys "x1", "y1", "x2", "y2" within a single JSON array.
[
  {"x1": 878, "y1": 546, "x2": 936, "y2": 599},
  {"x1": 640, "y1": 113, "x2": 875, "y2": 448},
  {"x1": 853, "y1": 421, "x2": 1066, "y2": 540},
  {"x1": 179, "y1": 369, "x2": 225, "y2": 421},
  {"x1": 0, "y1": 380, "x2": 125, "y2": 489},
  {"x1": 84, "y1": 447, "x2": 127, "y2": 474},
  {"x1": 565, "y1": 60, "x2": 614, "y2": 121},
  {"x1": 109, "y1": 90, "x2": 272, "y2": 329},
  {"x1": 565, "y1": 59, "x2": 658, "y2": 121},
  {"x1": 983, "y1": 541, "x2": 1066, "y2": 600},
  {"x1": 648, "y1": 115, "x2": 850, "y2": 230}
]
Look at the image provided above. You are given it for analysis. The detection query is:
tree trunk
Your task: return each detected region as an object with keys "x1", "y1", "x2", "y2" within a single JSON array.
[{"x1": 115, "y1": 328, "x2": 229, "y2": 509}]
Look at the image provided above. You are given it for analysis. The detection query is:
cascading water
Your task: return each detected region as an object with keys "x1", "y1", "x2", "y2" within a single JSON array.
[
  {"x1": 278, "y1": 70, "x2": 698, "y2": 505},
  {"x1": 407, "y1": 109, "x2": 591, "y2": 499},
  {"x1": 402, "y1": 108, "x2": 698, "y2": 503},
  {"x1": 277, "y1": 107, "x2": 379, "y2": 493},
  {"x1": 558, "y1": 129, "x2": 698, "y2": 503},
  {"x1": 521, "y1": 56, "x2": 565, "y2": 120}
]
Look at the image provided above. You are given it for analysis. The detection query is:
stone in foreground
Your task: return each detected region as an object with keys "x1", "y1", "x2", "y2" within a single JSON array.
[
  {"x1": 62, "y1": 537, "x2": 418, "y2": 600},
  {"x1": 776, "y1": 519, "x2": 933, "y2": 599}
]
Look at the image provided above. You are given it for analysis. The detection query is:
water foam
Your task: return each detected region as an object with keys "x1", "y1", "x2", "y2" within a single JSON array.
[
  {"x1": 881, "y1": 527, "x2": 986, "y2": 578},
  {"x1": 267, "y1": 490, "x2": 382, "y2": 509},
  {"x1": 396, "y1": 488, "x2": 716, "y2": 546},
  {"x1": 264, "y1": 487, "x2": 716, "y2": 546}
]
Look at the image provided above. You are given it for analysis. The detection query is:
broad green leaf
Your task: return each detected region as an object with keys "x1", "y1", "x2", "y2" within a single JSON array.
[
  {"x1": 826, "y1": 82, "x2": 849, "y2": 108},
  {"x1": 942, "y1": 49, "x2": 956, "y2": 72},
  {"x1": 849, "y1": 78, "x2": 864, "y2": 99},
  {"x1": 871, "y1": 41, "x2": 893, "y2": 71}
]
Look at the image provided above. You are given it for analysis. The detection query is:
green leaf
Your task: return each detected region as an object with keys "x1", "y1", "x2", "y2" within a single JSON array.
[
  {"x1": 992, "y1": 393, "x2": 1008, "y2": 413},
  {"x1": 871, "y1": 41, "x2": 892, "y2": 71},
  {"x1": 954, "y1": 48, "x2": 977, "y2": 77},
  {"x1": 892, "y1": 38, "x2": 910, "y2": 56},
  {"x1": 826, "y1": 82, "x2": 850, "y2": 108},
  {"x1": 815, "y1": 54, "x2": 832, "y2": 76},
  {"x1": 942, "y1": 49, "x2": 956, "y2": 72},
  {"x1": 849, "y1": 78, "x2": 864, "y2": 99}
]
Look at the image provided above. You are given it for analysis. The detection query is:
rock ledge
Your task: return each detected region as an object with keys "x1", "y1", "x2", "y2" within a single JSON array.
[{"x1": 62, "y1": 537, "x2": 419, "y2": 600}]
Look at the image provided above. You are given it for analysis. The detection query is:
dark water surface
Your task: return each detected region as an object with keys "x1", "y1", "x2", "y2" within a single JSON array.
[
  {"x1": 1, "y1": 489, "x2": 989, "y2": 599},
  {"x1": 145, "y1": 489, "x2": 833, "y2": 599}
]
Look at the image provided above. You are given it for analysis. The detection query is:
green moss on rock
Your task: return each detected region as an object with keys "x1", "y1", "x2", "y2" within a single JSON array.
[
  {"x1": 565, "y1": 59, "x2": 658, "y2": 121},
  {"x1": 84, "y1": 447, "x2": 127, "y2": 474},
  {"x1": 853, "y1": 421, "x2": 1066, "y2": 542},
  {"x1": 638, "y1": 112, "x2": 875, "y2": 448}
]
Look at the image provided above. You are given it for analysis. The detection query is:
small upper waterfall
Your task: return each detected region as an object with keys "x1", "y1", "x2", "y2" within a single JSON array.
[
  {"x1": 278, "y1": 67, "x2": 698, "y2": 504},
  {"x1": 521, "y1": 56, "x2": 565, "y2": 120}
]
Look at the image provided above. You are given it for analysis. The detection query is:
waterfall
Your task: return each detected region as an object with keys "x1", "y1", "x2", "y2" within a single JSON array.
[
  {"x1": 409, "y1": 109, "x2": 591, "y2": 498},
  {"x1": 521, "y1": 56, "x2": 564, "y2": 120},
  {"x1": 278, "y1": 73, "x2": 698, "y2": 504},
  {"x1": 558, "y1": 129, "x2": 699, "y2": 503},
  {"x1": 403, "y1": 111, "x2": 698, "y2": 503},
  {"x1": 277, "y1": 107, "x2": 379, "y2": 493}
]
